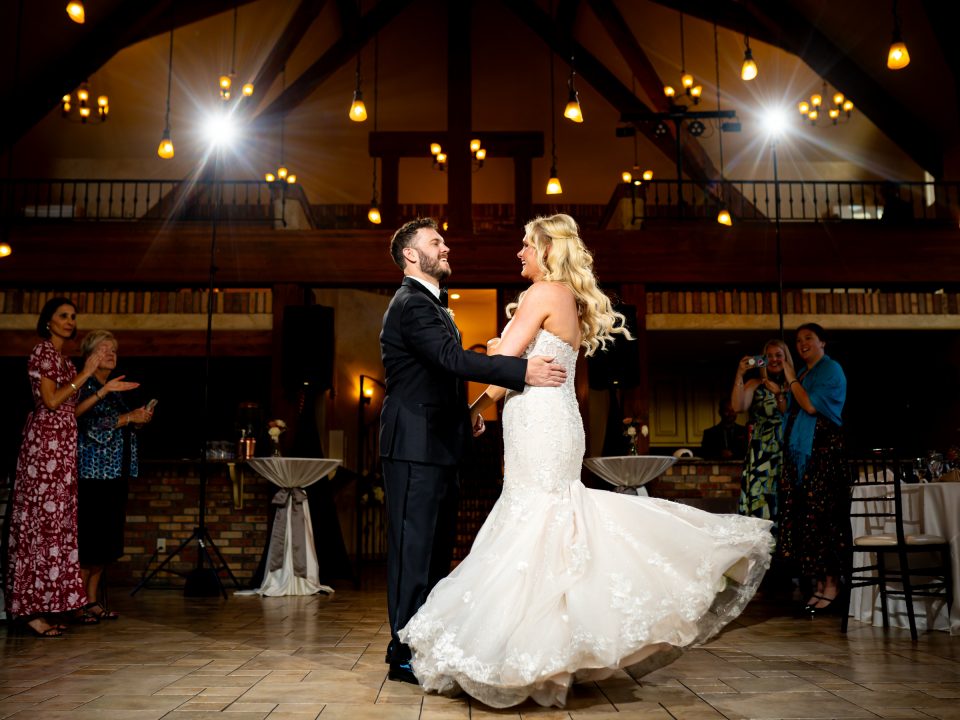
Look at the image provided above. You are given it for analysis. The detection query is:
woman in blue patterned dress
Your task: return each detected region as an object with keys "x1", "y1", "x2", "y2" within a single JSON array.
[
  {"x1": 731, "y1": 340, "x2": 792, "y2": 524},
  {"x1": 75, "y1": 330, "x2": 152, "y2": 620}
]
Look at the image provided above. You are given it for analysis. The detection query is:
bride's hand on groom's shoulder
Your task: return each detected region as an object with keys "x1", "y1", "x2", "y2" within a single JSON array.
[{"x1": 525, "y1": 356, "x2": 566, "y2": 387}]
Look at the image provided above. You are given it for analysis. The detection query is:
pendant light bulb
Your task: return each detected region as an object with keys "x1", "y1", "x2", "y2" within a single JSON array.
[
  {"x1": 887, "y1": 38, "x2": 910, "y2": 70},
  {"x1": 741, "y1": 49, "x2": 758, "y2": 81},
  {"x1": 157, "y1": 128, "x2": 174, "y2": 159},
  {"x1": 717, "y1": 208, "x2": 732, "y2": 226},
  {"x1": 66, "y1": 1, "x2": 85, "y2": 23},
  {"x1": 368, "y1": 199, "x2": 382, "y2": 224},
  {"x1": 0, "y1": 242, "x2": 12, "y2": 257},
  {"x1": 349, "y1": 90, "x2": 368, "y2": 122},
  {"x1": 546, "y1": 166, "x2": 563, "y2": 195}
]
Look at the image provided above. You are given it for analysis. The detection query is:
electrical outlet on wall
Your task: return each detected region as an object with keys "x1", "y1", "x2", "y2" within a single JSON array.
[{"x1": 156, "y1": 538, "x2": 166, "y2": 553}]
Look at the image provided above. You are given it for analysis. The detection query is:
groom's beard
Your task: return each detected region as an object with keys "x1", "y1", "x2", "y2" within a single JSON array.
[{"x1": 417, "y1": 249, "x2": 451, "y2": 282}]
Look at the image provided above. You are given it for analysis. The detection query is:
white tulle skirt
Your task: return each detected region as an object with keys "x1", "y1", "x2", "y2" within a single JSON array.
[{"x1": 400, "y1": 481, "x2": 773, "y2": 708}]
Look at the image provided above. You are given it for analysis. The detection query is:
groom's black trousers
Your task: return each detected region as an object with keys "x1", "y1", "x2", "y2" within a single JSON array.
[{"x1": 382, "y1": 458, "x2": 460, "y2": 663}]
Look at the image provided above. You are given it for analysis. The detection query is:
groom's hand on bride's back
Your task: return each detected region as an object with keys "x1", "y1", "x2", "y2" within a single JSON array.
[{"x1": 525, "y1": 356, "x2": 566, "y2": 387}]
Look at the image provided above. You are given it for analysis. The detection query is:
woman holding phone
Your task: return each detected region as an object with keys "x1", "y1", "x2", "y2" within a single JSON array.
[
  {"x1": 75, "y1": 330, "x2": 153, "y2": 621},
  {"x1": 731, "y1": 340, "x2": 793, "y2": 524}
]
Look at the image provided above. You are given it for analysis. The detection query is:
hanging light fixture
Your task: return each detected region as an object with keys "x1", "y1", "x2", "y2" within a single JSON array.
[
  {"x1": 349, "y1": 55, "x2": 367, "y2": 122},
  {"x1": 61, "y1": 81, "x2": 108, "y2": 123},
  {"x1": 886, "y1": 0, "x2": 910, "y2": 70},
  {"x1": 740, "y1": 36, "x2": 758, "y2": 81},
  {"x1": 157, "y1": 29, "x2": 175, "y2": 159},
  {"x1": 265, "y1": 66, "x2": 296, "y2": 184},
  {"x1": 546, "y1": 50, "x2": 562, "y2": 194},
  {"x1": 0, "y1": 242, "x2": 11, "y2": 257},
  {"x1": 563, "y1": 57, "x2": 583, "y2": 123},
  {"x1": 620, "y1": 79, "x2": 652, "y2": 187},
  {"x1": 714, "y1": 23, "x2": 732, "y2": 226},
  {"x1": 663, "y1": 13, "x2": 702, "y2": 105},
  {"x1": 368, "y1": 31, "x2": 381, "y2": 224},
  {"x1": 220, "y1": 7, "x2": 254, "y2": 101},
  {"x1": 66, "y1": 1, "x2": 85, "y2": 24},
  {"x1": 797, "y1": 80, "x2": 854, "y2": 126}
]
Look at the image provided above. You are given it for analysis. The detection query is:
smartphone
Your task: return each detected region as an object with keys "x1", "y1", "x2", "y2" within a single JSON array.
[
  {"x1": 748, "y1": 355, "x2": 767, "y2": 368},
  {"x1": 146, "y1": 398, "x2": 158, "y2": 411}
]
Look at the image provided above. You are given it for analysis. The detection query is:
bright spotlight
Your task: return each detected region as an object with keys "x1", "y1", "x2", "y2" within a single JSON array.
[
  {"x1": 203, "y1": 113, "x2": 238, "y2": 147},
  {"x1": 762, "y1": 107, "x2": 790, "y2": 139}
]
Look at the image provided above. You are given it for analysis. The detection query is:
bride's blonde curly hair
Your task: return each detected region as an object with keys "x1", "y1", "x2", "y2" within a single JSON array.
[{"x1": 508, "y1": 214, "x2": 632, "y2": 357}]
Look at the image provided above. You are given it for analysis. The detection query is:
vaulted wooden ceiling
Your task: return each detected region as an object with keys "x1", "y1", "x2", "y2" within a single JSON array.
[{"x1": 2, "y1": 0, "x2": 955, "y2": 197}]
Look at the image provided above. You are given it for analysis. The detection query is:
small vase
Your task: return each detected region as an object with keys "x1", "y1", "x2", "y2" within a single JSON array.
[
  {"x1": 626, "y1": 438, "x2": 638, "y2": 455},
  {"x1": 270, "y1": 438, "x2": 283, "y2": 457}
]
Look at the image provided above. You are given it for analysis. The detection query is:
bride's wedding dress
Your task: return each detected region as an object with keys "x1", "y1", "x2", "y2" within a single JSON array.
[{"x1": 400, "y1": 329, "x2": 774, "y2": 708}]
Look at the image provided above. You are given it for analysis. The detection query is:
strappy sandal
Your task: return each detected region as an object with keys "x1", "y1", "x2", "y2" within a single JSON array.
[
  {"x1": 23, "y1": 617, "x2": 65, "y2": 638},
  {"x1": 85, "y1": 601, "x2": 119, "y2": 621},
  {"x1": 71, "y1": 607, "x2": 100, "y2": 625}
]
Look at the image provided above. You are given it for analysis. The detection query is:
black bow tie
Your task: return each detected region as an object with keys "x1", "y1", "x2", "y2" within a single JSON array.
[{"x1": 439, "y1": 287, "x2": 449, "y2": 308}]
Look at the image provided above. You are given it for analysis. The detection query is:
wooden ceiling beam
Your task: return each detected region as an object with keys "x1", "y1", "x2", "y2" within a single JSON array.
[
  {"x1": 254, "y1": 0, "x2": 413, "y2": 122},
  {"x1": 247, "y1": 0, "x2": 329, "y2": 107}
]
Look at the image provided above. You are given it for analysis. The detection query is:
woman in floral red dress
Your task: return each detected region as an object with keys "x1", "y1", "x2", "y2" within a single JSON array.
[{"x1": 5, "y1": 298, "x2": 134, "y2": 636}]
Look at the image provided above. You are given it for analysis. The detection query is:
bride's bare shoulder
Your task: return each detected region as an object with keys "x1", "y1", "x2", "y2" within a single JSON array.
[{"x1": 521, "y1": 281, "x2": 575, "y2": 305}]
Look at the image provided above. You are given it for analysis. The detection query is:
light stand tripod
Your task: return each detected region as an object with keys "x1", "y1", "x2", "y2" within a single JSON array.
[{"x1": 132, "y1": 146, "x2": 239, "y2": 598}]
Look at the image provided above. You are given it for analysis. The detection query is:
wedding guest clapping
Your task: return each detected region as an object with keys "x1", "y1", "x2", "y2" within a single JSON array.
[{"x1": 75, "y1": 330, "x2": 152, "y2": 622}]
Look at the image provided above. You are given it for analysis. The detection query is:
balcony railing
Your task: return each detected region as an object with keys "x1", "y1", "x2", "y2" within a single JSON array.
[
  {"x1": 618, "y1": 179, "x2": 960, "y2": 224},
  {"x1": 1, "y1": 178, "x2": 957, "y2": 229}
]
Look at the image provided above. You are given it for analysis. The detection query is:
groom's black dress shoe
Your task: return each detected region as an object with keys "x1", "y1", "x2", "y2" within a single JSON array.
[{"x1": 388, "y1": 661, "x2": 418, "y2": 685}]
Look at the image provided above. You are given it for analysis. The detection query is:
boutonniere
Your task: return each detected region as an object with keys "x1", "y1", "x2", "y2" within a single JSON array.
[{"x1": 444, "y1": 307, "x2": 455, "y2": 321}]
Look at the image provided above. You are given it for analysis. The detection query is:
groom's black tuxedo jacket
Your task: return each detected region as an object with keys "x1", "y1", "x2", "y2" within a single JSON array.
[{"x1": 379, "y1": 277, "x2": 527, "y2": 466}]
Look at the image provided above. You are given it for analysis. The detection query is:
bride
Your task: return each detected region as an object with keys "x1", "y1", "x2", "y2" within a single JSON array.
[{"x1": 399, "y1": 214, "x2": 774, "y2": 708}]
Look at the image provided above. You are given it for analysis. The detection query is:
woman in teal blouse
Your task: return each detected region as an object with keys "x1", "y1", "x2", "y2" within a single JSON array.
[{"x1": 76, "y1": 330, "x2": 151, "y2": 620}]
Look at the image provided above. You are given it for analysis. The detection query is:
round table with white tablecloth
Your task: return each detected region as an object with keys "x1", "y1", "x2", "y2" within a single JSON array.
[
  {"x1": 583, "y1": 455, "x2": 677, "y2": 496},
  {"x1": 236, "y1": 457, "x2": 341, "y2": 597}
]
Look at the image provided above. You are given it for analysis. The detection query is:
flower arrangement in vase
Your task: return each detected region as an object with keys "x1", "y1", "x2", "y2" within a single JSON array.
[
  {"x1": 267, "y1": 419, "x2": 287, "y2": 457},
  {"x1": 622, "y1": 417, "x2": 648, "y2": 456}
]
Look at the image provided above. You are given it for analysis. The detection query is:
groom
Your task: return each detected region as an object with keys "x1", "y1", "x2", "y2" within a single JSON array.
[{"x1": 380, "y1": 218, "x2": 566, "y2": 683}]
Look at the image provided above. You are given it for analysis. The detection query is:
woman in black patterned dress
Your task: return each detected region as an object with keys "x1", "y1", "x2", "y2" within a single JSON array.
[
  {"x1": 76, "y1": 330, "x2": 151, "y2": 620},
  {"x1": 777, "y1": 324, "x2": 848, "y2": 615}
]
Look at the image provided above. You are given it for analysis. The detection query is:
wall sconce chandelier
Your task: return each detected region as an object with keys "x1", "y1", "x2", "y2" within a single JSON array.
[
  {"x1": 66, "y1": 1, "x2": 85, "y2": 24},
  {"x1": 430, "y1": 143, "x2": 447, "y2": 171},
  {"x1": 219, "y1": 7, "x2": 254, "y2": 101},
  {"x1": 61, "y1": 82, "x2": 108, "y2": 123},
  {"x1": 886, "y1": 0, "x2": 910, "y2": 70},
  {"x1": 663, "y1": 13, "x2": 702, "y2": 105},
  {"x1": 470, "y1": 138, "x2": 486, "y2": 171},
  {"x1": 797, "y1": 81, "x2": 854, "y2": 125}
]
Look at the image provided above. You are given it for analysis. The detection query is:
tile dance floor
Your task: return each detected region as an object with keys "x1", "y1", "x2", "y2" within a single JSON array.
[{"x1": 1, "y1": 573, "x2": 959, "y2": 720}]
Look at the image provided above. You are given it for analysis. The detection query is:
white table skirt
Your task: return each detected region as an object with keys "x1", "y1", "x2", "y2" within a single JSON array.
[
  {"x1": 236, "y1": 457, "x2": 342, "y2": 597},
  {"x1": 848, "y1": 481, "x2": 960, "y2": 635},
  {"x1": 583, "y1": 456, "x2": 678, "y2": 497}
]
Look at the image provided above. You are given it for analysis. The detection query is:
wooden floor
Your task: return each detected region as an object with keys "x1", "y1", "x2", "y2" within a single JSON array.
[{"x1": 1, "y1": 571, "x2": 959, "y2": 720}]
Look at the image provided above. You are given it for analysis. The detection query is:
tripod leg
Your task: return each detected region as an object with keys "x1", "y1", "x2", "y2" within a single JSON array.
[
  {"x1": 130, "y1": 530, "x2": 200, "y2": 596},
  {"x1": 201, "y1": 528, "x2": 241, "y2": 589}
]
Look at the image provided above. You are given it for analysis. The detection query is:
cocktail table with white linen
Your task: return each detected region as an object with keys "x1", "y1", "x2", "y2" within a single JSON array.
[{"x1": 238, "y1": 457, "x2": 342, "y2": 597}]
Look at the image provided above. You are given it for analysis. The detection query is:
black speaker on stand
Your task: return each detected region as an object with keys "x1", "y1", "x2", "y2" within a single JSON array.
[{"x1": 587, "y1": 304, "x2": 641, "y2": 457}]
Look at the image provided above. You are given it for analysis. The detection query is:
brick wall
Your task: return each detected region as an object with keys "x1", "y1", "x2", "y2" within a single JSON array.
[
  {"x1": 646, "y1": 459, "x2": 743, "y2": 512},
  {"x1": 118, "y1": 461, "x2": 274, "y2": 588}
]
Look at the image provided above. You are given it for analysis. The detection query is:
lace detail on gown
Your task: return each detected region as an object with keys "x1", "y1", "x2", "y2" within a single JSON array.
[{"x1": 400, "y1": 329, "x2": 774, "y2": 708}]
